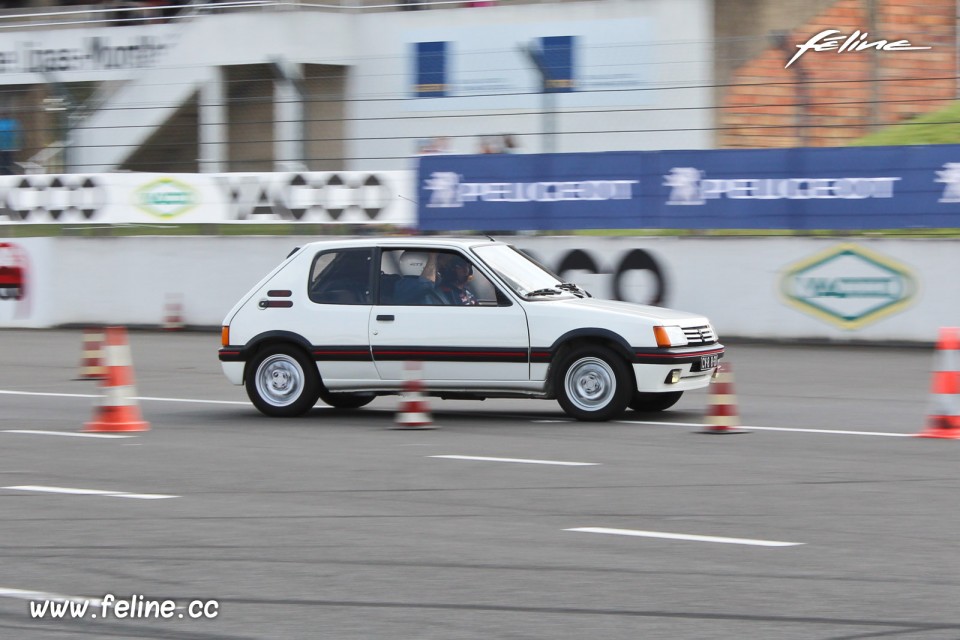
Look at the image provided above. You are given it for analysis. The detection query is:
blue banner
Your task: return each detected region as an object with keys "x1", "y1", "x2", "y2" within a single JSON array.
[
  {"x1": 414, "y1": 41, "x2": 447, "y2": 98},
  {"x1": 541, "y1": 35, "x2": 575, "y2": 92},
  {"x1": 417, "y1": 145, "x2": 960, "y2": 231}
]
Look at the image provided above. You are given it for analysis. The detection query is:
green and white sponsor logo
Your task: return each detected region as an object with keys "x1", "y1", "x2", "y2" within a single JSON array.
[
  {"x1": 780, "y1": 243, "x2": 916, "y2": 329},
  {"x1": 135, "y1": 178, "x2": 197, "y2": 219}
]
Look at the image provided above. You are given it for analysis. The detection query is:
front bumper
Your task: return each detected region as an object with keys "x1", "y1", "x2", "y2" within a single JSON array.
[
  {"x1": 631, "y1": 344, "x2": 724, "y2": 393},
  {"x1": 221, "y1": 361, "x2": 245, "y2": 385}
]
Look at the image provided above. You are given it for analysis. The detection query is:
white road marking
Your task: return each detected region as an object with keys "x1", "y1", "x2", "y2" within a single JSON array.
[
  {"x1": 565, "y1": 527, "x2": 804, "y2": 547},
  {"x1": 134, "y1": 395, "x2": 249, "y2": 406},
  {"x1": 0, "y1": 390, "x2": 98, "y2": 399},
  {"x1": 0, "y1": 587, "x2": 104, "y2": 607},
  {"x1": 430, "y1": 455, "x2": 598, "y2": 466},
  {"x1": 4, "y1": 485, "x2": 179, "y2": 499},
  {"x1": 0, "y1": 389, "x2": 915, "y2": 437},
  {"x1": 617, "y1": 420, "x2": 913, "y2": 438},
  {"x1": 0, "y1": 587, "x2": 185, "y2": 612},
  {"x1": 2, "y1": 430, "x2": 136, "y2": 439},
  {"x1": 0, "y1": 389, "x2": 248, "y2": 405}
]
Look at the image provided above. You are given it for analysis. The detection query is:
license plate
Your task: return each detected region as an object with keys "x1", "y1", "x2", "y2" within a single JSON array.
[{"x1": 699, "y1": 354, "x2": 719, "y2": 371}]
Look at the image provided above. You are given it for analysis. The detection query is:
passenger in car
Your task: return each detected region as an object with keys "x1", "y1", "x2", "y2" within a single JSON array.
[
  {"x1": 391, "y1": 251, "x2": 478, "y2": 306},
  {"x1": 393, "y1": 251, "x2": 445, "y2": 305}
]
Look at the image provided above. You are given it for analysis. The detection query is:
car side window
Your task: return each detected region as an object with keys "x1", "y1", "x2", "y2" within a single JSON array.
[
  {"x1": 308, "y1": 248, "x2": 373, "y2": 305},
  {"x1": 379, "y1": 249, "x2": 505, "y2": 307}
]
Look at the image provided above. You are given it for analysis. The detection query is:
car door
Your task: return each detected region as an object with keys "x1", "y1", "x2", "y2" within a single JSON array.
[
  {"x1": 370, "y1": 247, "x2": 530, "y2": 382},
  {"x1": 300, "y1": 246, "x2": 379, "y2": 386}
]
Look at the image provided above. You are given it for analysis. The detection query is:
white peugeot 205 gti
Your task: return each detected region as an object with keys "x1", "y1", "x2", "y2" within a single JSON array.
[{"x1": 219, "y1": 237, "x2": 723, "y2": 421}]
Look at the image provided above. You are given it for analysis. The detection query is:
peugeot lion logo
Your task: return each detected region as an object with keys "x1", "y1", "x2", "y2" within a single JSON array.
[
  {"x1": 425, "y1": 172, "x2": 463, "y2": 208},
  {"x1": 664, "y1": 167, "x2": 704, "y2": 205},
  {"x1": 936, "y1": 163, "x2": 960, "y2": 203}
]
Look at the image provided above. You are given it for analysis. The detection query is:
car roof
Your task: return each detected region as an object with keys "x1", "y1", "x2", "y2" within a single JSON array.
[{"x1": 298, "y1": 237, "x2": 507, "y2": 251}]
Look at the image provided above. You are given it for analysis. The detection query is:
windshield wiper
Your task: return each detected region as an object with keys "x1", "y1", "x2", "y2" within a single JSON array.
[
  {"x1": 557, "y1": 282, "x2": 591, "y2": 298},
  {"x1": 525, "y1": 287, "x2": 562, "y2": 297}
]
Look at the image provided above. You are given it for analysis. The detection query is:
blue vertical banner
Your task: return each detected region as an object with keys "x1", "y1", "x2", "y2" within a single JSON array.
[
  {"x1": 414, "y1": 41, "x2": 447, "y2": 98},
  {"x1": 540, "y1": 35, "x2": 575, "y2": 92},
  {"x1": 418, "y1": 145, "x2": 960, "y2": 231}
]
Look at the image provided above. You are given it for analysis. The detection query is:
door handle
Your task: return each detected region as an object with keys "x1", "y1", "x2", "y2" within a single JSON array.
[{"x1": 376, "y1": 314, "x2": 395, "y2": 321}]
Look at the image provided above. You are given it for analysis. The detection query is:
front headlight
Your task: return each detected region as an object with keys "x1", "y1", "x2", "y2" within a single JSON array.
[{"x1": 653, "y1": 325, "x2": 688, "y2": 348}]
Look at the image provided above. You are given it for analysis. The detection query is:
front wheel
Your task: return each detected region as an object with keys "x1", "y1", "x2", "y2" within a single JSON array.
[
  {"x1": 630, "y1": 391, "x2": 683, "y2": 412},
  {"x1": 246, "y1": 346, "x2": 320, "y2": 417},
  {"x1": 555, "y1": 345, "x2": 631, "y2": 422}
]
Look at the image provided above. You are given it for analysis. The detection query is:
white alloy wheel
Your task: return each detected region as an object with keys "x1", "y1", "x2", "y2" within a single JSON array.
[
  {"x1": 554, "y1": 345, "x2": 631, "y2": 422},
  {"x1": 256, "y1": 354, "x2": 305, "y2": 407},
  {"x1": 245, "y1": 345, "x2": 320, "y2": 417},
  {"x1": 564, "y1": 357, "x2": 616, "y2": 412}
]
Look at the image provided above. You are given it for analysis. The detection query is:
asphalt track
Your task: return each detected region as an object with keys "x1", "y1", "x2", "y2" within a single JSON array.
[{"x1": 0, "y1": 329, "x2": 958, "y2": 640}]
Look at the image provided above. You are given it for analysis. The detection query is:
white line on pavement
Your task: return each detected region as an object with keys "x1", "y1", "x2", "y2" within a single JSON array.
[
  {"x1": 565, "y1": 527, "x2": 804, "y2": 547},
  {"x1": 134, "y1": 396, "x2": 249, "y2": 406},
  {"x1": 0, "y1": 390, "x2": 916, "y2": 437},
  {"x1": 616, "y1": 420, "x2": 913, "y2": 438},
  {"x1": 0, "y1": 390, "x2": 98, "y2": 399},
  {"x1": 430, "y1": 455, "x2": 598, "y2": 466},
  {"x1": 4, "y1": 485, "x2": 179, "y2": 499},
  {"x1": 0, "y1": 389, "x2": 248, "y2": 406},
  {"x1": 2, "y1": 430, "x2": 136, "y2": 439},
  {"x1": 0, "y1": 587, "x2": 104, "y2": 607}
]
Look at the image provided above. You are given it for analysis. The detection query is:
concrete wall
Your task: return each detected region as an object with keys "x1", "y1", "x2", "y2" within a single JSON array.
[{"x1": 2, "y1": 235, "x2": 954, "y2": 345}]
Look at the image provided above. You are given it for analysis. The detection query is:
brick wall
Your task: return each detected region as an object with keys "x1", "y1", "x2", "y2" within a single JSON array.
[{"x1": 719, "y1": 0, "x2": 956, "y2": 148}]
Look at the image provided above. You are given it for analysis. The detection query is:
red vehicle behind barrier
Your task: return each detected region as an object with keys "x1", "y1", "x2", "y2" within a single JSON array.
[{"x1": 0, "y1": 242, "x2": 25, "y2": 301}]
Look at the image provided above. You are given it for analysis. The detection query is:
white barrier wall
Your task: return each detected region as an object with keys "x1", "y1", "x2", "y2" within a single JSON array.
[{"x1": 1, "y1": 235, "x2": 955, "y2": 343}]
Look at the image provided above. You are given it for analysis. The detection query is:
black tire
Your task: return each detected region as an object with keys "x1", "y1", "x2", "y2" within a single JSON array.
[
  {"x1": 318, "y1": 389, "x2": 376, "y2": 409},
  {"x1": 629, "y1": 391, "x2": 683, "y2": 412},
  {"x1": 554, "y1": 345, "x2": 632, "y2": 421},
  {"x1": 245, "y1": 345, "x2": 320, "y2": 417}
]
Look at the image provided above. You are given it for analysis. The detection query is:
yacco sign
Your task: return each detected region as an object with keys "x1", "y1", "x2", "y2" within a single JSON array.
[
  {"x1": 0, "y1": 171, "x2": 413, "y2": 225},
  {"x1": 780, "y1": 244, "x2": 916, "y2": 330},
  {"x1": 135, "y1": 177, "x2": 197, "y2": 219}
]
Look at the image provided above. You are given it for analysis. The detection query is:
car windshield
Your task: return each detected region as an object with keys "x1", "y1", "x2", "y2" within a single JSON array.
[{"x1": 472, "y1": 244, "x2": 577, "y2": 299}]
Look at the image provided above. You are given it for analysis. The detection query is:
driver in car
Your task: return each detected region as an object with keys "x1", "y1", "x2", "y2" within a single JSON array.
[{"x1": 436, "y1": 253, "x2": 477, "y2": 306}]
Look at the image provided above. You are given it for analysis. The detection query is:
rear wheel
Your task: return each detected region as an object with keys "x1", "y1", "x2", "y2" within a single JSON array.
[
  {"x1": 246, "y1": 346, "x2": 320, "y2": 417},
  {"x1": 629, "y1": 391, "x2": 683, "y2": 412},
  {"x1": 319, "y1": 389, "x2": 376, "y2": 409},
  {"x1": 555, "y1": 345, "x2": 631, "y2": 422}
]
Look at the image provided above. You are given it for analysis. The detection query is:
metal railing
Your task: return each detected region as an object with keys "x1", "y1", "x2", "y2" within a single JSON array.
[{"x1": 0, "y1": 0, "x2": 561, "y2": 30}]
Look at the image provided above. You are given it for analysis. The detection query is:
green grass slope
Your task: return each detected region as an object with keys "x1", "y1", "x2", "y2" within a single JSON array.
[{"x1": 852, "y1": 102, "x2": 960, "y2": 146}]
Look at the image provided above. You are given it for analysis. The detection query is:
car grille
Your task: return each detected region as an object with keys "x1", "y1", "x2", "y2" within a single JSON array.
[{"x1": 682, "y1": 325, "x2": 717, "y2": 346}]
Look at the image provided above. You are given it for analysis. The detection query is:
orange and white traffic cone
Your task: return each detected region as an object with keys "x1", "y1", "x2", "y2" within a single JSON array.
[
  {"x1": 393, "y1": 361, "x2": 435, "y2": 429},
  {"x1": 163, "y1": 294, "x2": 185, "y2": 331},
  {"x1": 701, "y1": 362, "x2": 749, "y2": 434},
  {"x1": 84, "y1": 326, "x2": 150, "y2": 433},
  {"x1": 75, "y1": 327, "x2": 107, "y2": 380},
  {"x1": 917, "y1": 327, "x2": 960, "y2": 439}
]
